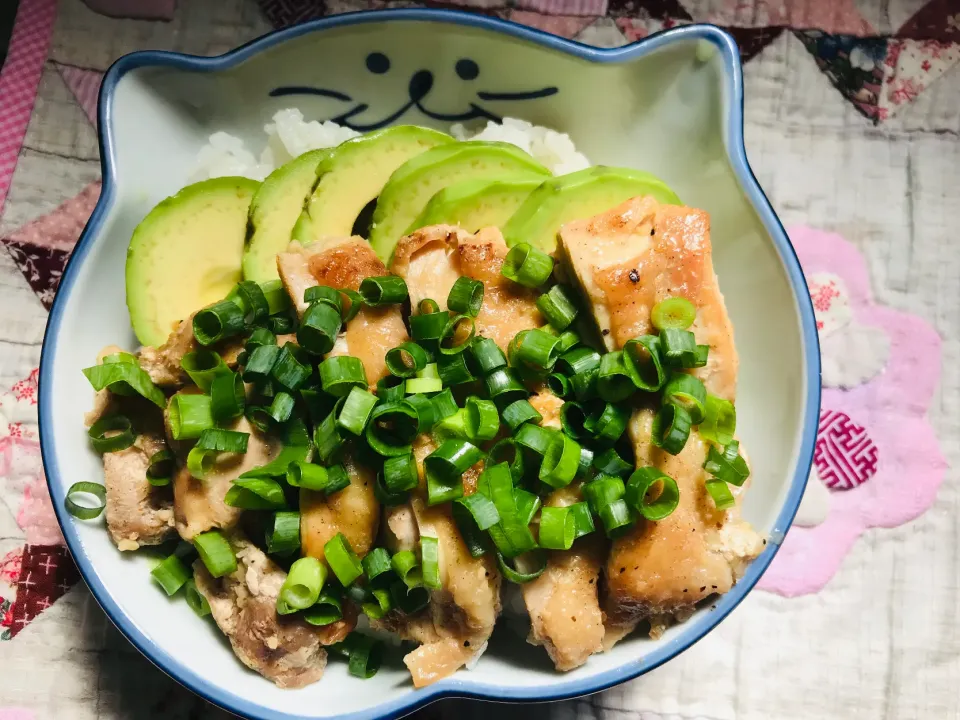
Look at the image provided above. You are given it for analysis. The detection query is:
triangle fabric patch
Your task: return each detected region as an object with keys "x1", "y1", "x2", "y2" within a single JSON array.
[
  {"x1": 509, "y1": 10, "x2": 597, "y2": 38},
  {"x1": 55, "y1": 64, "x2": 104, "y2": 128},
  {"x1": 5, "y1": 544, "x2": 79, "y2": 640},
  {"x1": 878, "y1": 39, "x2": 960, "y2": 121},
  {"x1": 723, "y1": 26, "x2": 785, "y2": 62}
]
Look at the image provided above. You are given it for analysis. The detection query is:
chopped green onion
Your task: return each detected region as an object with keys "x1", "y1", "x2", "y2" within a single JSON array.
[
  {"x1": 319, "y1": 356, "x2": 368, "y2": 397},
  {"x1": 324, "y1": 533, "x2": 363, "y2": 586},
  {"x1": 431, "y1": 388, "x2": 458, "y2": 421},
  {"x1": 298, "y1": 301, "x2": 342, "y2": 355},
  {"x1": 546, "y1": 372, "x2": 571, "y2": 397},
  {"x1": 651, "y1": 404, "x2": 692, "y2": 455},
  {"x1": 260, "y1": 279, "x2": 291, "y2": 316},
  {"x1": 559, "y1": 401, "x2": 589, "y2": 440},
  {"x1": 469, "y1": 337, "x2": 507, "y2": 375},
  {"x1": 569, "y1": 502, "x2": 596, "y2": 539},
  {"x1": 314, "y1": 409, "x2": 346, "y2": 464},
  {"x1": 88, "y1": 414, "x2": 135, "y2": 454},
  {"x1": 193, "y1": 301, "x2": 246, "y2": 346},
  {"x1": 359, "y1": 587, "x2": 393, "y2": 619},
  {"x1": 151, "y1": 553, "x2": 191, "y2": 596},
  {"x1": 583, "y1": 474, "x2": 626, "y2": 511},
  {"x1": 375, "y1": 374, "x2": 405, "y2": 401},
  {"x1": 417, "y1": 363, "x2": 440, "y2": 380},
  {"x1": 539, "y1": 432, "x2": 581, "y2": 489},
  {"x1": 706, "y1": 479, "x2": 736, "y2": 509},
  {"x1": 324, "y1": 464, "x2": 350, "y2": 495},
  {"x1": 455, "y1": 491, "x2": 500, "y2": 530},
  {"x1": 410, "y1": 310, "x2": 450, "y2": 347},
  {"x1": 303, "y1": 590, "x2": 343, "y2": 627},
  {"x1": 497, "y1": 550, "x2": 547, "y2": 584},
  {"x1": 101, "y1": 351, "x2": 138, "y2": 366},
  {"x1": 210, "y1": 371, "x2": 245, "y2": 423},
  {"x1": 501, "y1": 399, "x2": 542, "y2": 432},
  {"x1": 515, "y1": 488, "x2": 541, "y2": 526},
  {"x1": 242, "y1": 344, "x2": 280, "y2": 385},
  {"x1": 365, "y1": 401, "x2": 418, "y2": 456},
  {"x1": 420, "y1": 536, "x2": 441, "y2": 589},
  {"x1": 692, "y1": 344, "x2": 710, "y2": 368},
  {"x1": 385, "y1": 342, "x2": 429, "y2": 378},
  {"x1": 232, "y1": 280, "x2": 270, "y2": 325},
  {"x1": 271, "y1": 344, "x2": 312, "y2": 391},
  {"x1": 405, "y1": 393, "x2": 438, "y2": 432},
  {"x1": 224, "y1": 476, "x2": 286, "y2": 509},
  {"x1": 362, "y1": 547, "x2": 394, "y2": 586},
  {"x1": 660, "y1": 328, "x2": 699, "y2": 368},
  {"x1": 484, "y1": 367, "x2": 529, "y2": 409},
  {"x1": 184, "y1": 578, "x2": 211, "y2": 617},
  {"x1": 593, "y1": 448, "x2": 633, "y2": 477},
  {"x1": 597, "y1": 351, "x2": 635, "y2": 402},
  {"x1": 168, "y1": 394, "x2": 214, "y2": 440},
  {"x1": 194, "y1": 531, "x2": 236, "y2": 578},
  {"x1": 623, "y1": 335, "x2": 665, "y2": 392},
  {"x1": 515, "y1": 423, "x2": 555, "y2": 458},
  {"x1": 81, "y1": 361, "x2": 165, "y2": 408},
  {"x1": 424, "y1": 438, "x2": 483, "y2": 505},
  {"x1": 577, "y1": 446, "x2": 595, "y2": 479},
  {"x1": 451, "y1": 497, "x2": 495, "y2": 558},
  {"x1": 265, "y1": 511, "x2": 301, "y2": 556},
  {"x1": 383, "y1": 453, "x2": 419, "y2": 493},
  {"x1": 246, "y1": 327, "x2": 276, "y2": 353},
  {"x1": 704, "y1": 442, "x2": 750, "y2": 486},
  {"x1": 359, "y1": 275, "x2": 408, "y2": 306},
  {"x1": 558, "y1": 347, "x2": 601, "y2": 401},
  {"x1": 510, "y1": 329, "x2": 560, "y2": 372},
  {"x1": 598, "y1": 499, "x2": 633, "y2": 537},
  {"x1": 146, "y1": 449, "x2": 174, "y2": 486},
  {"x1": 268, "y1": 313, "x2": 296, "y2": 335},
  {"x1": 464, "y1": 396, "x2": 499, "y2": 443},
  {"x1": 245, "y1": 405, "x2": 273, "y2": 433},
  {"x1": 266, "y1": 391, "x2": 295, "y2": 424},
  {"x1": 439, "y1": 314, "x2": 476, "y2": 355},
  {"x1": 65, "y1": 482, "x2": 106, "y2": 520},
  {"x1": 501, "y1": 242, "x2": 553, "y2": 288},
  {"x1": 536, "y1": 285, "x2": 579, "y2": 331},
  {"x1": 180, "y1": 350, "x2": 229, "y2": 392},
  {"x1": 286, "y1": 461, "x2": 329, "y2": 491},
  {"x1": 419, "y1": 298, "x2": 440, "y2": 314},
  {"x1": 663, "y1": 373, "x2": 707, "y2": 424},
  {"x1": 240, "y1": 418, "x2": 312, "y2": 477},
  {"x1": 434, "y1": 407, "x2": 468, "y2": 440},
  {"x1": 488, "y1": 438, "x2": 525, "y2": 483},
  {"x1": 278, "y1": 557, "x2": 327, "y2": 614},
  {"x1": 626, "y1": 467, "x2": 680, "y2": 520},
  {"x1": 538, "y1": 506, "x2": 576, "y2": 550},
  {"x1": 338, "y1": 289, "x2": 364, "y2": 323},
  {"x1": 391, "y1": 551, "x2": 423, "y2": 589},
  {"x1": 437, "y1": 351, "x2": 474, "y2": 386},
  {"x1": 345, "y1": 634, "x2": 383, "y2": 679},
  {"x1": 555, "y1": 330, "x2": 580, "y2": 354},
  {"x1": 304, "y1": 285, "x2": 342, "y2": 309},
  {"x1": 337, "y1": 387, "x2": 378, "y2": 436},
  {"x1": 405, "y1": 376, "x2": 443, "y2": 394},
  {"x1": 480, "y1": 462, "x2": 537, "y2": 559},
  {"x1": 187, "y1": 428, "x2": 249, "y2": 480},
  {"x1": 651, "y1": 296, "x2": 696, "y2": 330},
  {"x1": 700, "y1": 395, "x2": 736, "y2": 445},
  {"x1": 589, "y1": 403, "x2": 630, "y2": 446},
  {"x1": 447, "y1": 276, "x2": 484, "y2": 317}
]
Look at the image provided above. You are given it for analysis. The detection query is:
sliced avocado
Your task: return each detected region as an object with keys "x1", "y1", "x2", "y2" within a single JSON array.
[
  {"x1": 126, "y1": 176, "x2": 259, "y2": 347},
  {"x1": 406, "y1": 176, "x2": 542, "y2": 235},
  {"x1": 502, "y1": 167, "x2": 680, "y2": 252},
  {"x1": 370, "y1": 142, "x2": 552, "y2": 262},
  {"x1": 243, "y1": 148, "x2": 329, "y2": 283},
  {"x1": 292, "y1": 126, "x2": 453, "y2": 244}
]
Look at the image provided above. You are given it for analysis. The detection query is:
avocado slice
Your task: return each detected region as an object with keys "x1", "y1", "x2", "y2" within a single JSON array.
[
  {"x1": 502, "y1": 167, "x2": 680, "y2": 252},
  {"x1": 126, "y1": 176, "x2": 259, "y2": 347},
  {"x1": 243, "y1": 148, "x2": 329, "y2": 283},
  {"x1": 370, "y1": 142, "x2": 552, "y2": 262},
  {"x1": 292, "y1": 125, "x2": 453, "y2": 244},
  {"x1": 405, "y1": 176, "x2": 542, "y2": 235}
]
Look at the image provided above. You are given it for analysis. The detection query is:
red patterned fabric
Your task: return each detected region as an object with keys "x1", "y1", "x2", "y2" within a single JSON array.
[{"x1": 6, "y1": 545, "x2": 80, "y2": 639}]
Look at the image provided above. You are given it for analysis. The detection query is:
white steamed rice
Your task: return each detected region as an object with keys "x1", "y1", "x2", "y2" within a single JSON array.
[{"x1": 191, "y1": 108, "x2": 589, "y2": 182}]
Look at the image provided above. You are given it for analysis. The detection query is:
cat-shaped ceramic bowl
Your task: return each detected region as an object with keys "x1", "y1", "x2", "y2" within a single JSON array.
[{"x1": 39, "y1": 10, "x2": 819, "y2": 720}]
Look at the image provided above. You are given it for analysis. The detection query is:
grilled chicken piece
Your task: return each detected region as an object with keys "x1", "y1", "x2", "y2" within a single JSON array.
[
  {"x1": 168, "y1": 405, "x2": 282, "y2": 541},
  {"x1": 85, "y1": 390, "x2": 176, "y2": 550},
  {"x1": 390, "y1": 225, "x2": 545, "y2": 352},
  {"x1": 301, "y1": 453, "x2": 379, "y2": 561},
  {"x1": 521, "y1": 392, "x2": 605, "y2": 670},
  {"x1": 277, "y1": 237, "x2": 408, "y2": 386},
  {"x1": 193, "y1": 534, "x2": 352, "y2": 689},
  {"x1": 138, "y1": 312, "x2": 244, "y2": 388},
  {"x1": 558, "y1": 195, "x2": 737, "y2": 400},
  {"x1": 556, "y1": 195, "x2": 762, "y2": 642}
]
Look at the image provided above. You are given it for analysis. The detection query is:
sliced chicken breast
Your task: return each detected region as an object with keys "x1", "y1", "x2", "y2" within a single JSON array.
[
  {"x1": 193, "y1": 533, "x2": 352, "y2": 689},
  {"x1": 277, "y1": 237, "x2": 408, "y2": 386},
  {"x1": 390, "y1": 225, "x2": 544, "y2": 352}
]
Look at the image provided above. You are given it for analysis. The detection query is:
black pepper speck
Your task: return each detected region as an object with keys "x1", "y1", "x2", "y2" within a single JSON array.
[{"x1": 628, "y1": 269, "x2": 639, "y2": 283}]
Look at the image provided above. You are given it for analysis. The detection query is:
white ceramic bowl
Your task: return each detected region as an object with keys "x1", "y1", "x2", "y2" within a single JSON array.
[{"x1": 39, "y1": 11, "x2": 819, "y2": 720}]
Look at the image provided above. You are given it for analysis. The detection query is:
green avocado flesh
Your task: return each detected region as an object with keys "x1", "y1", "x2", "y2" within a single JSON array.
[
  {"x1": 405, "y1": 176, "x2": 542, "y2": 235},
  {"x1": 369, "y1": 142, "x2": 552, "y2": 262},
  {"x1": 292, "y1": 126, "x2": 453, "y2": 245},
  {"x1": 126, "y1": 176, "x2": 259, "y2": 347},
  {"x1": 502, "y1": 166, "x2": 680, "y2": 252},
  {"x1": 243, "y1": 149, "x2": 329, "y2": 283}
]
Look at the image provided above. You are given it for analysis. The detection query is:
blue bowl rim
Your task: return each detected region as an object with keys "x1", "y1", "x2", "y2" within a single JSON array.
[{"x1": 38, "y1": 9, "x2": 821, "y2": 720}]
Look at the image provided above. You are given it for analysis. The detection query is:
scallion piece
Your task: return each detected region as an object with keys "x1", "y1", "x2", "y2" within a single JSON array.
[
  {"x1": 417, "y1": 362, "x2": 440, "y2": 380},
  {"x1": 488, "y1": 438, "x2": 525, "y2": 483},
  {"x1": 539, "y1": 432, "x2": 581, "y2": 489},
  {"x1": 337, "y1": 386, "x2": 378, "y2": 436},
  {"x1": 437, "y1": 351, "x2": 474, "y2": 386},
  {"x1": 700, "y1": 395, "x2": 736, "y2": 445},
  {"x1": 510, "y1": 328, "x2": 560, "y2": 372},
  {"x1": 383, "y1": 452, "x2": 419, "y2": 493},
  {"x1": 626, "y1": 467, "x2": 680, "y2": 521},
  {"x1": 245, "y1": 405, "x2": 273, "y2": 433},
  {"x1": 146, "y1": 449, "x2": 174, "y2": 486},
  {"x1": 187, "y1": 428, "x2": 249, "y2": 480},
  {"x1": 266, "y1": 391, "x2": 295, "y2": 424},
  {"x1": 168, "y1": 393, "x2": 214, "y2": 440},
  {"x1": 438, "y1": 314, "x2": 476, "y2": 356},
  {"x1": 265, "y1": 511, "x2": 301, "y2": 556},
  {"x1": 410, "y1": 310, "x2": 450, "y2": 347},
  {"x1": 324, "y1": 533, "x2": 363, "y2": 586},
  {"x1": 577, "y1": 446, "x2": 595, "y2": 479},
  {"x1": 651, "y1": 296, "x2": 696, "y2": 330},
  {"x1": 546, "y1": 372, "x2": 571, "y2": 398},
  {"x1": 706, "y1": 479, "x2": 736, "y2": 509},
  {"x1": 419, "y1": 298, "x2": 440, "y2": 314},
  {"x1": 319, "y1": 355, "x2": 368, "y2": 397},
  {"x1": 623, "y1": 335, "x2": 665, "y2": 392},
  {"x1": 663, "y1": 372, "x2": 707, "y2": 424},
  {"x1": 424, "y1": 438, "x2": 483, "y2": 505},
  {"x1": 151, "y1": 553, "x2": 190, "y2": 596},
  {"x1": 194, "y1": 530, "x2": 236, "y2": 578},
  {"x1": 207, "y1": 372, "x2": 243, "y2": 423},
  {"x1": 391, "y1": 550, "x2": 423, "y2": 589},
  {"x1": 184, "y1": 578, "x2": 212, "y2": 617},
  {"x1": 277, "y1": 557, "x2": 327, "y2": 614},
  {"x1": 376, "y1": 374, "x2": 405, "y2": 401},
  {"x1": 180, "y1": 350, "x2": 229, "y2": 392},
  {"x1": 246, "y1": 327, "x2": 277, "y2": 354},
  {"x1": 304, "y1": 592, "x2": 343, "y2": 627},
  {"x1": 651, "y1": 403, "x2": 692, "y2": 455},
  {"x1": 453, "y1": 493, "x2": 499, "y2": 552},
  {"x1": 598, "y1": 499, "x2": 633, "y2": 537},
  {"x1": 464, "y1": 396, "x2": 499, "y2": 443},
  {"x1": 232, "y1": 280, "x2": 270, "y2": 325},
  {"x1": 374, "y1": 470, "x2": 408, "y2": 505},
  {"x1": 479, "y1": 462, "x2": 537, "y2": 559},
  {"x1": 385, "y1": 341, "x2": 429, "y2": 378},
  {"x1": 101, "y1": 350, "x2": 138, "y2": 366},
  {"x1": 405, "y1": 392, "x2": 438, "y2": 432},
  {"x1": 447, "y1": 276, "x2": 484, "y2": 317},
  {"x1": 286, "y1": 461, "x2": 329, "y2": 491},
  {"x1": 501, "y1": 398, "x2": 542, "y2": 432},
  {"x1": 484, "y1": 366, "x2": 529, "y2": 409},
  {"x1": 469, "y1": 336, "x2": 507, "y2": 375},
  {"x1": 268, "y1": 313, "x2": 296, "y2": 335},
  {"x1": 88, "y1": 414, "x2": 136, "y2": 454},
  {"x1": 336, "y1": 289, "x2": 363, "y2": 323},
  {"x1": 515, "y1": 422, "x2": 555, "y2": 458},
  {"x1": 242, "y1": 344, "x2": 280, "y2": 385},
  {"x1": 589, "y1": 402, "x2": 630, "y2": 446},
  {"x1": 558, "y1": 347, "x2": 601, "y2": 401},
  {"x1": 65, "y1": 482, "x2": 106, "y2": 520},
  {"x1": 536, "y1": 285, "x2": 579, "y2": 331},
  {"x1": 433, "y1": 407, "x2": 468, "y2": 440},
  {"x1": 326, "y1": 464, "x2": 351, "y2": 495},
  {"x1": 271, "y1": 344, "x2": 312, "y2": 391},
  {"x1": 593, "y1": 448, "x2": 633, "y2": 477},
  {"x1": 239, "y1": 418, "x2": 312, "y2": 477},
  {"x1": 359, "y1": 275, "x2": 408, "y2": 306},
  {"x1": 660, "y1": 328, "x2": 699, "y2": 368},
  {"x1": 420, "y1": 536, "x2": 441, "y2": 589},
  {"x1": 314, "y1": 409, "x2": 346, "y2": 464},
  {"x1": 559, "y1": 401, "x2": 590, "y2": 440},
  {"x1": 405, "y1": 376, "x2": 443, "y2": 394},
  {"x1": 192, "y1": 300, "x2": 246, "y2": 346},
  {"x1": 515, "y1": 489, "x2": 541, "y2": 527},
  {"x1": 361, "y1": 547, "x2": 394, "y2": 586},
  {"x1": 597, "y1": 351, "x2": 635, "y2": 402},
  {"x1": 497, "y1": 550, "x2": 547, "y2": 584},
  {"x1": 298, "y1": 301, "x2": 342, "y2": 355},
  {"x1": 259, "y1": 278, "x2": 291, "y2": 316},
  {"x1": 365, "y1": 401, "x2": 419, "y2": 456},
  {"x1": 82, "y1": 360, "x2": 165, "y2": 408},
  {"x1": 341, "y1": 634, "x2": 383, "y2": 679},
  {"x1": 304, "y1": 285, "x2": 342, "y2": 309},
  {"x1": 431, "y1": 388, "x2": 458, "y2": 421},
  {"x1": 704, "y1": 442, "x2": 750, "y2": 486},
  {"x1": 224, "y1": 476, "x2": 286, "y2": 509},
  {"x1": 569, "y1": 502, "x2": 596, "y2": 539},
  {"x1": 555, "y1": 330, "x2": 580, "y2": 355},
  {"x1": 501, "y1": 242, "x2": 553, "y2": 288},
  {"x1": 538, "y1": 506, "x2": 576, "y2": 550},
  {"x1": 583, "y1": 474, "x2": 626, "y2": 512}
]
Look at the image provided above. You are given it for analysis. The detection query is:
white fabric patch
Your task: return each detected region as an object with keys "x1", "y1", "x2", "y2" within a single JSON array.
[
  {"x1": 794, "y1": 466, "x2": 831, "y2": 528},
  {"x1": 820, "y1": 322, "x2": 890, "y2": 389}
]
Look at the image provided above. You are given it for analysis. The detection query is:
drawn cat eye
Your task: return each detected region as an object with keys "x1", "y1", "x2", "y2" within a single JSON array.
[
  {"x1": 366, "y1": 52, "x2": 390, "y2": 74},
  {"x1": 455, "y1": 59, "x2": 479, "y2": 81}
]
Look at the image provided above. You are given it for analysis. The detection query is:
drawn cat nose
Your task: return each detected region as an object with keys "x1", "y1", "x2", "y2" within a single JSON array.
[{"x1": 409, "y1": 70, "x2": 433, "y2": 101}]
